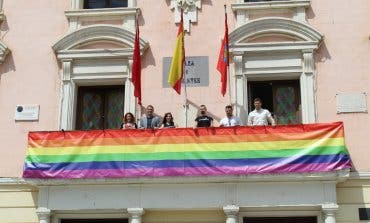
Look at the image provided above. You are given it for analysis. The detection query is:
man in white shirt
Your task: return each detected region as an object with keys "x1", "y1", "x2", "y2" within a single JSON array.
[
  {"x1": 247, "y1": 98, "x2": 276, "y2": 126},
  {"x1": 219, "y1": 105, "x2": 242, "y2": 127}
]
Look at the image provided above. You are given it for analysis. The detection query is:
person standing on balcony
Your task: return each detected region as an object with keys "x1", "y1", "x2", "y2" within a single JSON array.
[
  {"x1": 219, "y1": 105, "x2": 242, "y2": 127},
  {"x1": 247, "y1": 98, "x2": 276, "y2": 126},
  {"x1": 120, "y1": 112, "x2": 138, "y2": 129},
  {"x1": 161, "y1": 112, "x2": 177, "y2": 128},
  {"x1": 195, "y1": 105, "x2": 214, "y2": 127},
  {"x1": 139, "y1": 105, "x2": 161, "y2": 129}
]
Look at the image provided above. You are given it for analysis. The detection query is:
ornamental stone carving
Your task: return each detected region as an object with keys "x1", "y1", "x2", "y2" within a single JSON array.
[{"x1": 170, "y1": 0, "x2": 202, "y2": 32}]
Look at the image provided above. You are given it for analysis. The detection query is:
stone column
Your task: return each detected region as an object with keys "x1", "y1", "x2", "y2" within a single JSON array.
[
  {"x1": 60, "y1": 59, "x2": 76, "y2": 130},
  {"x1": 322, "y1": 204, "x2": 339, "y2": 223},
  {"x1": 223, "y1": 205, "x2": 239, "y2": 223},
  {"x1": 300, "y1": 49, "x2": 316, "y2": 124},
  {"x1": 36, "y1": 207, "x2": 51, "y2": 223},
  {"x1": 233, "y1": 53, "x2": 247, "y2": 123},
  {"x1": 128, "y1": 208, "x2": 145, "y2": 223}
]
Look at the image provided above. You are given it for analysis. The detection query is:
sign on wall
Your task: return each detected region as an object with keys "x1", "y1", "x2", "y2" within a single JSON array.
[
  {"x1": 14, "y1": 105, "x2": 40, "y2": 121},
  {"x1": 163, "y1": 56, "x2": 209, "y2": 88},
  {"x1": 336, "y1": 92, "x2": 367, "y2": 113}
]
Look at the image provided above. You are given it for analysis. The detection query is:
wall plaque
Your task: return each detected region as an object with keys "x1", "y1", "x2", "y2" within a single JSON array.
[
  {"x1": 163, "y1": 56, "x2": 209, "y2": 88},
  {"x1": 14, "y1": 105, "x2": 40, "y2": 121},
  {"x1": 336, "y1": 92, "x2": 367, "y2": 113}
]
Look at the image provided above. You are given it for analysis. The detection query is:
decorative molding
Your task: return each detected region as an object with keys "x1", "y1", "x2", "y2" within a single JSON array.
[
  {"x1": 321, "y1": 204, "x2": 338, "y2": 223},
  {"x1": 24, "y1": 170, "x2": 350, "y2": 186},
  {"x1": 127, "y1": 208, "x2": 145, "y2": 223},
  {"x1": 65, "y1": 7, "x2": 139, "y2": 32},
  {"x1": 36, "y1": 207, "x2": 52, "y2": 223},
  {"x1": 57, "y1": 49, "x2": 136, "y2": 60},
  {"x1": 170, "y1": 0, "x2": 202, "y2": 32},
  {"x1": 231, "y1": 0, "x2": 311, "y2": 24},
  {"x1": 229, "y1": 17, "x2": 323, "y2": 48},
  {"x1": 53, "y1": 25, "x2": 148, "y2": 53},
  {"x1": 224, "y1": 205, "x2": 239, "y2": 223},
  {"x1": 0, "y1": 40, "x2": 10, "y2": 63},
  {"x1": 349, "y1": 171, "x2": 370, "y2": 180}
]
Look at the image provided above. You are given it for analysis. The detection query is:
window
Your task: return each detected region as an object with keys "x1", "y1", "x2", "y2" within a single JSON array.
[
  {"x1": 248, "y1": 80, "x2": 301, "y2": 125},
  {"x1": 244, "y1": 216, "x2": 317, "y2": 223},
  {"x1": 76, "y1": 86, "x2": 124, "y2": 130},
  {"x1": 244, "y1": 0, "x2": 283, "y2": 2},
  {"x1": 84, "y1": 0, "x2": 128, "y2": 9},
  {"x1": 62, "y1": 219, "x2": 128, "y2": 223}
]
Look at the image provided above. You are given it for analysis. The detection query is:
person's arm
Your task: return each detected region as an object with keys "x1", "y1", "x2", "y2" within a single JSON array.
[
  {"x1": 247, "y1": 114, "x2": 253, "y2": 126},
  {"x1": 194, "y1": 117, "x2": 199, "y2": 128},
  {"x1": 139, "y1": 117, "x2": 145, "y2": 129},
  {"x1": 209, "y1": 117, "x2": 214, "y2": 127},
  {"x1": 219, "y1": 118, "x2": 225, "y2": 127},
  {"x1": 235, "y1": 117, "x2": 241, "y2": 126},
  {"x1": 266, "y1": 112, "x2": 276, "y2": 126},
  {"x1": 154, "y1": 117, "x2": 161, "y2": 129}
]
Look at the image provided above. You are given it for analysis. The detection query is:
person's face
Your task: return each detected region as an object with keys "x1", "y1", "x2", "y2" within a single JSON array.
[
  {"x1": 165, "y1": 114, "x2": 172, "y2": 121},
  {"x1": 254, "y1": 101, "x2": 262, "y2": 110},
  {"x1": 200, "y1": 106, "x2": 207, "y2": 115},
  {"x1": 146, "y1": 106, "x2": 154, "y2": 116},
  {"x1": 225, "y1": 107, "x2": 233, "y2": 116},
  {"x1": 126, "y1": 114, "x2": 133, "y2": 122}
]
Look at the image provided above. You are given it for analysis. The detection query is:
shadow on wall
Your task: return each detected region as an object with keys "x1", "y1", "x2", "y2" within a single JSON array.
[
  {"x1": 0, "y1": 52, "x2": 16, "y2": 82},
  {"x1": 316, "y1": 41, "x2": 332, "y2": 63},
  {"x1": 306, "y1": 5, "x2": 316, "y2": 20},
  {"x1": 0, "y1": 16, "x2": 16, "y2": 81}
]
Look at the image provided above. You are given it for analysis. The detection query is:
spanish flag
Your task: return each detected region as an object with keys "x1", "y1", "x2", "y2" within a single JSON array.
[{"x1": 168, "y1": 11, "x2": 185, "y2": 95}]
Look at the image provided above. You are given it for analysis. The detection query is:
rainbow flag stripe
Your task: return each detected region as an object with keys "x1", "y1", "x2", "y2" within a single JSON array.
[{"x1": 22, "y1": 122, "x2": 352, "y2": 179}]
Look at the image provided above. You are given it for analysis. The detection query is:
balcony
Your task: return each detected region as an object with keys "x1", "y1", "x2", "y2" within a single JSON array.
[{"x1": 23, "y1": 122, "x2": 351, "y2": 180}]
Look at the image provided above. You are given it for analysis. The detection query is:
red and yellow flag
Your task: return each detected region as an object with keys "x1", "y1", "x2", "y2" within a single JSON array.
[{"x1": 168, "y1": 11, "x2": 185, "y2": 95}]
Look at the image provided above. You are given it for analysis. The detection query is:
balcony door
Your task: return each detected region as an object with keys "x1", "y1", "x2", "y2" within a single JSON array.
[
  {"x1": 61, "y1": 219, "x2": 128, "y2": 223},
  {"x1": 248, "y1": 80, "x2": 301, "y2": 125},
  {"x1": 76, "y1": 85, "x2": 124, "y2": 130},
  {"x1": 244, "y1": 216, "x2": 317, "y2": 223}
]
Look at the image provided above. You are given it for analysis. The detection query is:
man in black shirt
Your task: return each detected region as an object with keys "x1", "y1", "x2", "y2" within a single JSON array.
[{"x1": 195, "y1": 105, "x2": 213, "y2": 127}]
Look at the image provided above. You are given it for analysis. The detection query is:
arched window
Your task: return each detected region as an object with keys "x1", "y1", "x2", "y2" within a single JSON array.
[{"x1": 53, "y1": 25, "x2": 148, "y2": 130}]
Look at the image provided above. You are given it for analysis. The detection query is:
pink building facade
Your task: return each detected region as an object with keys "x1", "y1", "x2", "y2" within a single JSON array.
[{"x1": 0, "y1": 0, "x2": 369, "y2": 223}]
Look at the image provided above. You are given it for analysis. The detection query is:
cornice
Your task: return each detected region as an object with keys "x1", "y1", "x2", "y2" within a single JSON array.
[
  {"x1": 53, "y1": 25, "x2": 148, "y2": 56},
  {"x1": 229, "y1": 17, "x2": 323, "y2": 48},
  {"x1": 23, "y1": 169, "x2": 350, "y2": 186}
]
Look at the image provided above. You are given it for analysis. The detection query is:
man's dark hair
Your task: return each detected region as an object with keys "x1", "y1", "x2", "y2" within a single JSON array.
[
  {"x1": 225, "y1": 105, "x2": 233, "y2": 109},
  {"x1": 254, "y1": 98, "x2": 262, "y2": 103}
]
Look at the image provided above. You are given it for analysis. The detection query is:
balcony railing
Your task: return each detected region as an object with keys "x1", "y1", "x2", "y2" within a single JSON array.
[{"x1": 23, "y1": 122, "x2": 351, "y2": 179}]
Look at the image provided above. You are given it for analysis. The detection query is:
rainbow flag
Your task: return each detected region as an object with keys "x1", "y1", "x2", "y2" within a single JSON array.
[{"x1": 23, "y1": 122, "x2": 351, "y2": 179}]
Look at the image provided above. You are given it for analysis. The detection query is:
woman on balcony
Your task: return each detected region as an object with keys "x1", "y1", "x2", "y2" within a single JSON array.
[
  {"x1": 120, "y1": 112, "x2": 138, "y2": 129},
  {"x1": 161, "y1": 112, "x2": 176, "y2": 128}
]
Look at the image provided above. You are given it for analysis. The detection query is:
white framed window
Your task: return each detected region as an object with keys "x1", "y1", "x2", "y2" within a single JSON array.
[
  {"x1": 53, "y1": 25, "x2": 148, "y2": 130},
  {"x1": 67, "y1": 0, "x2": 138, "y2": 32},
  {"x1": 52, "y1": 212, "x2": 129, "y2": 223},
  {"x1": 83, "y1": 0, "x2": 128, "y2": 9},
  {"x1": 71, "y1": 0, "x2": 136, "y2": 9},
  {"x1": 229, "y1": 17, "x2": 323, "y2": 124},
  {"x1": 240, "y1": 210, "x2": 324, "y2": 223}
]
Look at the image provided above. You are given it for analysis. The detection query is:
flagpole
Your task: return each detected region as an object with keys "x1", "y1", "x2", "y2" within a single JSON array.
[{"x1": 181, "y1": 9, "x2": 189, "y2": 128}]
